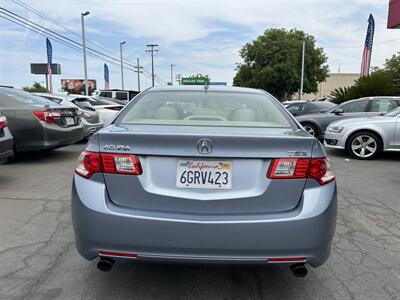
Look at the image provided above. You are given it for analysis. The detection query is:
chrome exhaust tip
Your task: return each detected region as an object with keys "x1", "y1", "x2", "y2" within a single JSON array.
[
  {"x1": 290, "y1": 263, "x2": 308, "y2": 277},
  {"x1": 97, "y1": 257, "x2": 114, "y2": 272}
]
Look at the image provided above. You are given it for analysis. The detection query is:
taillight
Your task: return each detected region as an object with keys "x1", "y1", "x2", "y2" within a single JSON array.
[
  {"x1": 0, "y1": 116, "x2": 7, "y2": 129},
  {"x1": 267, "y1": 157, "x2": 335, "y2": 185},
  {"x1": 75, "y1": 151, "x2": 143, "y2": 179},
  {"x1": 77, "y1": 111, "x2": 91, "y2": 118},
  {"x1": 33, "y1": 111, "x2": 61, "y2": 123},
  {"x1": 101, "y1": 153, "x2": 143, "y2": 175}
]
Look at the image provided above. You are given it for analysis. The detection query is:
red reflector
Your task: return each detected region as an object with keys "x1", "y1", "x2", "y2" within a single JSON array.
[
  {"x1": 98, "y1": 251, "x2": 137, "y2": 258},
  {"x1": 267, "y1": 257, "x2": 305, "y2": 263}
]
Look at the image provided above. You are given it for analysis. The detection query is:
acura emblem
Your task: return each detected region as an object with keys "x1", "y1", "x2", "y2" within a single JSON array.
[{"x1": 197, "y1": 138, "x2": 213, "y2": 154}]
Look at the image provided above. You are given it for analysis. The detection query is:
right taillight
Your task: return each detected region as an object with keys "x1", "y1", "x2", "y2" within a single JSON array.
[
  {"x1": 75, "y1": 151, "x2": 143, "y2": 179},
  {"x1": 33, "y1": 111, "x2": 61, "y2": 123},
  {"x1": 0, "y1": 116, "x2": 7, "y2": 129},
  {"x1": 267, "y1": 157, "x2": 335, "y2": 185}
]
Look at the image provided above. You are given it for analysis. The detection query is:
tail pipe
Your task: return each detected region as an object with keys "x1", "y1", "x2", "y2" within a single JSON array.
[
  {"x1": 290, "y1": 263, "x2": 308, "y2": 277},
  {"x1": 97, "y1": 257, "x2": 114, "y2": 272}
]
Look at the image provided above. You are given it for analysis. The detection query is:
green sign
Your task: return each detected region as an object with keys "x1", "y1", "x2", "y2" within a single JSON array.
[{"x1": 181, "y1": 77, "x2": 209, "y2": 85}]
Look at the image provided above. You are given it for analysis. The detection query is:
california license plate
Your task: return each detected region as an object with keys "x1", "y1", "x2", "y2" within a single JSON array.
[
  {"x1": 65, "y1": 117, "x2": 74, "y2": 125},
  {"x1": 176, "y1": 160, "x2": 232, "y2": 189}
]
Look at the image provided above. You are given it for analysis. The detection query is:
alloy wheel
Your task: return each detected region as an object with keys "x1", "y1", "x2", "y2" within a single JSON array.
[{"x1": 351, "y1": 135, "x2": 377, "y2": 158}]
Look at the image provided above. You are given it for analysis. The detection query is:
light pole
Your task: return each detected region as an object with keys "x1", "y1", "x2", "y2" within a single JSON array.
[
  {"x1": 299, "y1": 40, "x2": 305, "y2": 100},
  {"x1": 80, "y1": 11, "x2": 90, "y2": 95},
  {"x1": 120, "y1": 41, "x2": 126, "y2": 90},
  {"x1": 170, "y1": 64, "x2": 175, "y2": 85}
]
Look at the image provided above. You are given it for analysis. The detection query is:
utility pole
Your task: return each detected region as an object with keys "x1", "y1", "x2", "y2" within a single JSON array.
[
  {"x1": 176, "y1": 74, "x2": 182, "y2": 85},
  {"x1": 299, "y1": 40, "x2": 305, "y2": 100},
  {"x1": 146, "y1": 44, "x2": 158, "y2": 87},
  {"x1": 120, "y1": 41, "x2": 126, "y2": 90},
  {"x1": 134, "y1": 57, "x2": 143, "y2": 91},
  {"x1": 80, "y1": 11, "x2": 90, "y2": 95},
  {"x1": 170, "y1": 64, "x2": 175, "y2": 85}
]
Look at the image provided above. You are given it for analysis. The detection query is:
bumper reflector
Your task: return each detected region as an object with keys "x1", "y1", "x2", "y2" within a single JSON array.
[
  {"x1": 98, "y1": 251, "x2": 138, "y2": 259},
  {"x1": 267, "y1": 257, "x2": 306, "y2": 263}
]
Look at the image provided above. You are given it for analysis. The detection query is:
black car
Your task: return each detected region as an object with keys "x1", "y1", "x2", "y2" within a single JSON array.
[
  {"x1": 283, "y1": 101, "x2": 336, "y2": 117},
  {"x1": 0, "y1": 112, "x2": 14, "y2": 164},
  {"x1": 0, "y1": 88, "x2": 84, "y2": 152}
]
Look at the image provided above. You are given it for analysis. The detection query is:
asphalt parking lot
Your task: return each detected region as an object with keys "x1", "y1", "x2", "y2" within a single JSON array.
[{"x1": 0, "y1": 143, "x2": 399, "y2": 300}]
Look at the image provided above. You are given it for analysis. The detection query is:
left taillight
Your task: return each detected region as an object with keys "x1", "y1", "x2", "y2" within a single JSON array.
[
  {"x1": 33, "y1": 111, "x2": 61, "y2": 123},
  {"x1": 0, "y1": 116, "x2": 7, "y2": 129},
  {"x1": 267, "y1": 157, "x2": 335, "y2": 185},
  {"x1": 75, "y1": 151, "x2": 143, "y2": 179}
]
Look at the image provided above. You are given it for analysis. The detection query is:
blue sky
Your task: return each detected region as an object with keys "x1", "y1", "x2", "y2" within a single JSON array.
[{"x1": 1, "y1": 0, "x2": 399, "y2": 92}]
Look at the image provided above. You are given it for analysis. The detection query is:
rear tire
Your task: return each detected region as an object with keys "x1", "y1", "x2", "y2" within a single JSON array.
[
  {"x1": 302, "y1": 123, "x2": 318, "y2": 137},
  {"x1": 346, "y1": 131, "x2": 381, "y2": 160}
]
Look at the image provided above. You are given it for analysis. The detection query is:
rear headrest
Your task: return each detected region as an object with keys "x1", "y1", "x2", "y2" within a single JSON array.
[
  {"x1": 230, "y1": 108, "x2": 258, "y2": 122},
  {"x1": 155, "y1": 105, "x2": 180, "y2": 120}
]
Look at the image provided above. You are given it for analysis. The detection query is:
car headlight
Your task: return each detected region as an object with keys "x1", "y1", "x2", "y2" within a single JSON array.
[{"x1": 327, "y1": 126, "x2": 344, "y2": 133}]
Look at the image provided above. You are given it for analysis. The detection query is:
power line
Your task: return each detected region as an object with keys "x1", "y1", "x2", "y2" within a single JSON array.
[
  {"x1": 0, "y1": 14, "x2": 141, "y2": 74},
  {"x1": 10, "y1": 0, "x2": 130, "y2": 60},
  {"x1": 322, "y1": 39, "x2": 398, "y2": 49},
  {"x1": 1, "y1": 7, "x2": 143, "y2": 69},
  {"x1": 1, "y1": 5, "x2": 155, "y2": 80}
]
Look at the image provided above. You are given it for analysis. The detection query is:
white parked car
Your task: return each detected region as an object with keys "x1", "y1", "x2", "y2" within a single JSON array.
[
  {"x1": 324, "y1": 107, "x2": 400, "y2": 159},
  {"x1": 68, "y1": 95, "x2": 123, "y2": 125}
]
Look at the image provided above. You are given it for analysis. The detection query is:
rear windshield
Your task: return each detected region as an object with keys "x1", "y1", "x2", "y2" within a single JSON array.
[
  {"x1": 1, "y1": 88, "x2": 62, "y2": 108},
  {"x1": 119, "y1": 91, "x2": 291, "y2": 128}
]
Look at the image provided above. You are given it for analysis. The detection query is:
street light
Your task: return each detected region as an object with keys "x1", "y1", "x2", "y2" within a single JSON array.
[
  {"x1": 80, "y1": 11, "x2": 90, "y2": 95},
  {"x1": 120, "y1": 41, "x2": 126, "y2": 90},
  {"x1": 170, "y1": 64, "x2": 175, "y2": 85},
  {"x1": 299, "y1": 40, "x2": 305, "y2": 100}
]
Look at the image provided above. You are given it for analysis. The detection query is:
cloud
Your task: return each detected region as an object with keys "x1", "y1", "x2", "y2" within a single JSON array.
[{"x1": 1, "y1": 0, "x2": 399, "y2": 90}]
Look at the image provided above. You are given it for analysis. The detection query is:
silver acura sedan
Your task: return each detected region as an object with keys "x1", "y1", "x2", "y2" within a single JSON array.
[
  {"x1": 324, "y1": 107, "x2": 400, "y2": 159},
  {"x1": 72, "y1": 86, "x2": 337, "y2": 277}
]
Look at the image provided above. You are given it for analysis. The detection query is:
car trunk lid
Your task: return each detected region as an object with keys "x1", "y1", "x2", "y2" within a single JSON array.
[{"x1": 98, "y1": 125, "x2": 314, "y2": 215}]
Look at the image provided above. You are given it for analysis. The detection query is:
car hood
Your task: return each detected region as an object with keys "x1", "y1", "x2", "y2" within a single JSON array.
[{"x1": 329, "y1": 116, "x2": 388, "y2": 127}]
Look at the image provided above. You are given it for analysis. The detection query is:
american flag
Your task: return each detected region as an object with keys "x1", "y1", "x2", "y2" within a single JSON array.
[
  {"x1": 46, "y1": 38, "x2": 53, "y2": 93},
  {"x1": 360, "y1": 14, "x2": 375, "y2": 77},
  {"x1": 104, "y1": 63, "x2": 109, "y2": 90}
]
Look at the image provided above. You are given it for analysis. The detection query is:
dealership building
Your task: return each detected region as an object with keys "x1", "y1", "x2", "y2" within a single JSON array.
[{"x1": 388, "y1": 0, "x2": 400, "y2": 28}]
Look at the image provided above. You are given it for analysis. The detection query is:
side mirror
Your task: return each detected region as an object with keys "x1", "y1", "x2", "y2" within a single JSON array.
[{"x1": 334, "y1": 108, "x2": 344, "y2": 115}]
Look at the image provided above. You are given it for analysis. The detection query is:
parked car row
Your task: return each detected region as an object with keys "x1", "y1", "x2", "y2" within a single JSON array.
[
  {"x1": 0, "y1": 87, "x2": 128, "y2": 164},
  {"x1": 284, "y1": 96, "x2": 400, "y2": 159}
]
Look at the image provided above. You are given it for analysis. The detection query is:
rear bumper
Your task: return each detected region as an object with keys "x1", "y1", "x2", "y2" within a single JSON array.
[
  {"x1": 71, "y1": 175, "x2": 337, "y2": 267},
  {"x1": 17, "y1": 125, "x2": 84, "y2": 152},
  {"x1": 81, "y1": 121, "x2": 103, "y2": 137},
  {"x1": 0, "y1": 128, "x2": 14, "y2": 162}
]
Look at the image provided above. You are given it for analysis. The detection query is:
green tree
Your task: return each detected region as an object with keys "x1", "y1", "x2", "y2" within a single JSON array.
[
  {"x1": 383, "y1": 52, "x2": 400, "y2": 80},
  {"x1": 233, "y1": 28, "x2": 329, "y2": 100},
  {"x1": 23, "y1": 82, "x2": 48, "y2": 93}
]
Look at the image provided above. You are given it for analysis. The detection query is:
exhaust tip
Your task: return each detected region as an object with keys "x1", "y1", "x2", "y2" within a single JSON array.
[
  {"x1": 97, "y1": 257, "x2": 114, "y2": 272},
  {"x1": 290, "y1": 263, "x2": 308, "y2": 277}
]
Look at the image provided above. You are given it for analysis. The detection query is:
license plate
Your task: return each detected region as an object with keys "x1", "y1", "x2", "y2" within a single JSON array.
[
  {"x1": 65, "y1": 117, "x2": 75, "y2": 125},
  {"x1": 176, "y1": 160, "x2": 232, "y2": 189}
]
